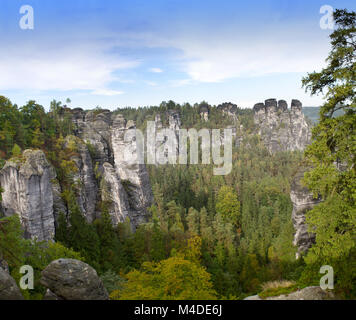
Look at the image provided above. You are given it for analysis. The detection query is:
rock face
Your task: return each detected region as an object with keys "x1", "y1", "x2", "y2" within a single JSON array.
[
  {"x1": 0, "y1": 150, "x2": 55, "y2": 241},
  {"x1": 244, "y1": 286, "x2": 334, "y2": 300},
  {"x1": 64, "y1": 135, "x2": 98, "y2": 223},
  {"x1": 154, "y1": 110, "x2": 181, "y2": 165},
  {"x1": 0, "y1": 265, "x2": 24, "y2": 300},
  {"x1": 253, "y1": 99, "x2": 311, "y2": 153},
  {"x1": 71, "y1": 108, "x2": 153, "y2": 228},
  {"x1": 290, "y1": 166, "x2": 321, "y2": 258},
  {"x1": 217, "y1": 102, "x2": 239, "y2": 121},
  {"x1": 40, "y1": 259, "x2": 109, "y2": 300},
  {"x1": 199, "y1": 104, "x2": 209, "y2": 122}
]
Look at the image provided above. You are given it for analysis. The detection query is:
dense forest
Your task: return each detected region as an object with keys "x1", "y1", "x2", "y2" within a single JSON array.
[
  {"x1": 0, "y1": 9, "x2": 355, "y2": 300},
  {"x1": 0, "y1": 94, "x2": 308, "y2": 299}
]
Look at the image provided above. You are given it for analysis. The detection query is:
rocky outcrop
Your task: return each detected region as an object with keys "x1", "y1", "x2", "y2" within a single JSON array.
[
  {"x1": 40, "y1": 258, "x2": 109, "y2": 300},
  {"x1": 0, "y1": 258, "x2": 9, "y2": 273},
  {"x1": 0, "y1": 265, "x2": 24, "y2": 300},
  {"x1": 290, "y1": 166, "x2": 321, "y2": 258},
  {"x1": 0, "y1": 150, "x2": 55, "y2": 241},
  {"x1": 199, "y1": 104, "x2": 209, "y2": 122},
  {"x1": 217, "y1": 102, "x2": 239, "y2": 121},
  {"x1": 244, "y1": 286, "x2": 334, "y2": 300},
  {"x1": 64, "y1": 135, "x2": 98, "y2": 223},
  {"x1": 111, "y1": 115, "x2": 154, "y2": 226},
  {"x1": 253, "y1": 99, "x2": 311, "y2": 153},
  {"x1": 153, "y1": 110, "x2": 181, "y2": 165},
  {"x1": 51, "y1": 179, "x2": 67, "y2": 224},
  {"x1": 101, "y1": 162, "x2": 131, "y2": 225},
  {"x1": 71, "y1": 109, "x2": 153, "y2": 228}
]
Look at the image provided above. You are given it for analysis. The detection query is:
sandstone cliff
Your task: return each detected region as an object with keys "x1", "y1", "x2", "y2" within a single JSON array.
[
  {"x1": 253, "y1": 99, "x2": 311, "y2": 153},
  {"x1": 0, "y1": 150, "x2": 55, "y2": 241},
  {"x1": 0, "y1": 109, "x2": 153, "y2": 239},
  {"x1": 290, "y1": 166, "x2": 321, "y2": 258},
  {"x1": 70, "y1": 108, "x2": 153, "y2": 228}
]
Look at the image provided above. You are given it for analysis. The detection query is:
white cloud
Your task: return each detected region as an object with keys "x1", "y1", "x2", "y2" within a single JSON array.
[
  {"x1": 149, "y1": 67, "x2": 163, "y2": 73},
  {"x1": 145, "y1": 81, "x2": 158, "y2": 86},
  {"x1": 91, "y1": 89, "x2": 124, "y2": 96},
  {"x1": 0, "y1": 40, "x2": 140, "y2": 92},
  {"x1": 145, "y1": 26, "x2": 331, "y2": 84}
]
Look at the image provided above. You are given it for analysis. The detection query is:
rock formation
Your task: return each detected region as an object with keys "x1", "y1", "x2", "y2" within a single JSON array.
[
  {"x1": 154, "y1": 110, "x2": 181, "y2": 165},
  {"x1": 199, "y1": 104, "x2": 209, "y2": 122},
  {"x1": 41, "y1": 258, "x2": 109, "y2": 300},
  {"x1": 64, "y1": 135, "x2": 98, "y2": 223},
  {"x1": 244, "y1": 286, "x2": 334, "y2": 300},
  {"x1": 290, "y1": 166, "x2": 321, "y2": 258},
  {"x1": 0, "y1": 150, "x2": 55, "y2": 241},
  {"x1": 0, "y1": 107, "x2": 154, "y2": 239},
  {"x1": 217, "y1": 102, "x2": 239, "y2": 121},
  {"x1": 70, "y1": 108, "x2": 153, "y2": 228},
  {"x1": 253, "y1": 99, "x2": 311, "y2": 153},
  {"x1": 0, "y1": 264, "x2": 24, "y2": 300}
]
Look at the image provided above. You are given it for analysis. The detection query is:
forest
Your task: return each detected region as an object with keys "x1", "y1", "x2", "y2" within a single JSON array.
[{"x1": 0, "y1": 9, "x2": 355, "y2": 300}]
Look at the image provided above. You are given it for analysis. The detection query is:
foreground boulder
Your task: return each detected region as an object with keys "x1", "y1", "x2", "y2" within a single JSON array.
[
  {"x1": 244, "y1": 286, "x2": 334, "y2": 300},
  {"x1": 0, "y1": 266, "x2": 24, "y2": 300},
  {"x1": 41, "y1": 259, "x2": 109, "y2": 300}
]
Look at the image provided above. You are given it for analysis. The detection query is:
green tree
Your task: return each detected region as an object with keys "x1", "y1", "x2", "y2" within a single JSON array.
[
  {"x1": 11, "y1": 144, "x2": 22, "y2": 157},
  {"x1": 301, "y1": 9, "x2": 356, "y2": 293},
  {"x1": 110, "y1": 256, "x2": 217, "y2": 300},
  {"x1": 215, "y1": 186, "x2": 241, "y2": 228}
]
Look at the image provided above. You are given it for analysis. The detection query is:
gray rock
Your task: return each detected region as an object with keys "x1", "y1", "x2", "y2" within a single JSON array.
[
  {"x1": 71, "y1": 109, "x2": 153, "y2": 229},
  {"x1": 111, "y1": 116, "x2": 154, "y2": 227},
  {"x1": 244, "y1": 295, "x2": 262, "y2": 300},
  {"x1": 253, "y1": 99, "x2": 311, "y2": 153},
  {"x1": 43, "y1": 289, "x2": 62, "y2": 300},
  {"x1": 217, "y1": 102, "x2": 239, "y2": 121},
  {"x1": 265, "y1": 98, "x2": 277, "y2": 109},
  {"x1": 244, "y1": 286, "x2": 334, "y2": 300},
  {"x1": 267, "y1": 286, "x2": 334, "y2": 300},
  {"x1": 0, "y1": 150, "x2": 56, "y2": 241},
  {"x1": 0, "y1": 266, "x2": 24, "y2": 300},
  {"x1": 278, "y1": 100, "x2": 288, "y2": 112},
  {"x1": 290, "y1": 166, "x2": 321, "y2": 258},
  {"x1": 101, "y1": 162, "x2": 131, "y2": 225},
  {"x1": 0, "y1": 258, "x2": 9, "y2": 273},
  {"x1": 199, "y1": 104, "x2": 209, "y2": 122},
  {"x1": 64, "y1": 136, "x2": 98, "y2": 223},
  {"x1": 40, "y1": 259, "x2": 109, "y2": 300}
]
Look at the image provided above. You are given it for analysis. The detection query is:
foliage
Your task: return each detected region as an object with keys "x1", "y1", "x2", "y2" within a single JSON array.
[
  {"x1": 301, "y1": 9, "x2": 356, "y2": 294},
  {"x1": 110, "y1": 256, "x2": 217, "y2": 300}
]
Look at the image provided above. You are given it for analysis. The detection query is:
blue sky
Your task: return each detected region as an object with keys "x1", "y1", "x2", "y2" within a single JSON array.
[{"x1": 0, "y1": 0, "x2": 355, "y2": 110}]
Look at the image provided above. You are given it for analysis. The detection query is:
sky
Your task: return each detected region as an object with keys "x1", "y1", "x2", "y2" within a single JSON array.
[{"x1": 0, "y1": 0, "x2": 355, "y2": 110}]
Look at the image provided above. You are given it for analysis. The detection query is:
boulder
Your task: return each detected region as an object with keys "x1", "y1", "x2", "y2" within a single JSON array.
[
  {"x1": 244, "y1": 286, "x2": 335, "y2": 300},
  {"x1": 41, "y1": 259, "x2": 109, "y2": 300},
  {"x1": 0, "y1": 266, "x2": 24, "y2": 300}
]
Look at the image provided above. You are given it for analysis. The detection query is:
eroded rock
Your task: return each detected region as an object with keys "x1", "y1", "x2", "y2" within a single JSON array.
[
  {"x1": 290, "y1": 166, "x2": 321, "y2": 258},
  {"x1": 0, "y1": 266, "x2": 24, "y2": 300},
  {"x1": 253, "y1": 99, "x2": 311, "y2": 153},
  {"x1": 41, "y1": 259, "x2": 109, "y2": 300},
  {"x1": 0, "y1": 150, "x2": 55, "y2": 241}
]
